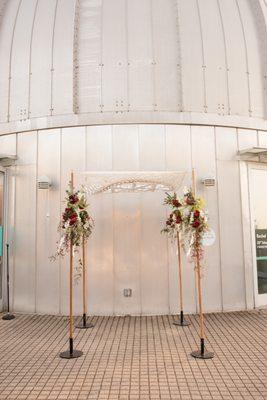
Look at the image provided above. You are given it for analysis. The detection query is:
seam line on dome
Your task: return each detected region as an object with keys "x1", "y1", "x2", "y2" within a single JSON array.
[
  {"x1": 50, "y1": 0, "x2": 59, "y2": 117},
  {"x1": 235, "y1": 0, "x2": 252, "y2": 118},
  {"x1": 27, "y1": 0, "x2": 39, "y2": 121},
  {"x1": 216, "y1": 0, "x2": 231, "y2": 116},
  {"x1": 195, "y1": 0, "x2": 207, "y2": 114},
  {"x1": 7, "y1": 0, "x2": 22, "y2": 123}
]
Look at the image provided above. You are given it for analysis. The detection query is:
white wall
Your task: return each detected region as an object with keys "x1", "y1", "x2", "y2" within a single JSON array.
[{"x1": 0, "y1": 124, "x2": 263, "y2": 316}]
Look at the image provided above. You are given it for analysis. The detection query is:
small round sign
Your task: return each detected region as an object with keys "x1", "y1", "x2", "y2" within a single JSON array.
[{"x1": 202, "y1": 228, "x2": 216, "y2": 247}]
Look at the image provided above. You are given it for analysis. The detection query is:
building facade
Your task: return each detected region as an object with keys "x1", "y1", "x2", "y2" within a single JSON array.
[{"x1": 0, "y1": 0, "x2": 267, "y2": 316}]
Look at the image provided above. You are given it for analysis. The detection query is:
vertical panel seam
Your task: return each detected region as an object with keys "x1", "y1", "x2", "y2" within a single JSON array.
[
  {"x1": 214, "y1": 127, "x2": 224, "y2": 311},
  {"x1": 235, "y1": 0, "x2": 252, "y2": 117},
  {"x1": 73, "y1": 0, "x2": 80, "y2": 114},
  {"x1": 175, "y1": 0, "x2": 183, "y2": 112},
  {"x1": 50, "y1": 0, "x2": 59, "y2": 117},
  {"x1": 216, "y1": 0, "x2": 231, "y2": 116},
  {"x1": 7, "y1": 0, "x2": 22, "y2": 123},
  {"x1": 195, "y1": 0, "x2": 207, "y2": 113},
  {"x1": 100, "y1": 0, "x2": 104, "y2": 111},
  {"x1": 149, "y1": 0, "x2": 157, "y2": 111},
  {"x1": 125, "y1": 0, "x2": 129, "y2": 112},
  {"x1": 12, "y1": 134, "x2": 18, "y2": 310},
  {"x1": 27, "y1": 0, "x2": 39, "y2": 120}
]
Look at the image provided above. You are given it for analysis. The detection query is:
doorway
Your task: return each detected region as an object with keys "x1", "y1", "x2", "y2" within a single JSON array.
[{"x1": 250, "y1": 165, "x2": 267, "y2": 307}]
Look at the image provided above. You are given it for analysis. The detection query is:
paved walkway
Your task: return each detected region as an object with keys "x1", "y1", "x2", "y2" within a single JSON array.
[{"x1": 0, "y1": 310, "x2": 266, "y2": 400}]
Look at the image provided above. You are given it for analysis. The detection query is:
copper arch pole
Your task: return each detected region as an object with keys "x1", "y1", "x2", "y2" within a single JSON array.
[
  {"x1": 59, "y1": 172, "x2": 83, "y2": 359},
  {"x1": 76, "y1": 234, "x2": 94, "y2": 329},
  {"x1": 191, "y1": 168, "x2": 214, "y2": 359},
  {"x1": 173, "y1": 231, "x2": 190, "y2": 326}
]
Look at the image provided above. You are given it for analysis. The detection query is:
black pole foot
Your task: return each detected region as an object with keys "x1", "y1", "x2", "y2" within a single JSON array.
[
  {"x1": 59, "y1": 338, "x2": 83, "y2": 359},
  {"x1": 173, "y1": 310, "x2": 190, "y2": 326},
  {"x1": 2, "y1": 313, "x2": 15, "y2": 320},
  {"x1": 75, "y1": 314, "x2": 94, "y2": 329},
  {"x1": 191, "y1": 338, "x2": 214, "y2": 359}
]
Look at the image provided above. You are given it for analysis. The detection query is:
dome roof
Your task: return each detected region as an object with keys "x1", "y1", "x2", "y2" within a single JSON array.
[{"x1": 0, "y1": 0, "x2": 267, "y2": 134}]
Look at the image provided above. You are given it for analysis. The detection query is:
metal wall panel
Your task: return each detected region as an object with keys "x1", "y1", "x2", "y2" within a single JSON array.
[
  {"x1": 218, "y1": 0, "x2": 250, "y2": 116},
  {"x1": 238, "y1": 128, "x2": 258, "y2": 150},
  {"x1": 112, "y1": 125, "x2": 141, "y2": 314},
  {"x1": 36, "y1": 129, "x2": 61, "y2": 314},
  {"x1": 30, "y1": 0, "x2": 56, "y2": 118},
  {"x1": 52, "y1": 0, "x2": 75, "y2": 115},
  {"x1": 76, "y1": 0, "x2": 102, "y2": 113},
  {"x1": 258, "y1": 130, "x2": 267, "y2": 146},
  {"x1": 191, "y1": 126, "x2": 222, "y2": 312},
  {"x1": 152, "y1": 0, "x2": 180, "y2": 111},
  {"x1": 60, "y1": 127, "x2": 86, "y2": 315},
  {"x1": 165, "y1": 125, "x2": 196, "y2": 314},
  {"x1": 127, "y1": 0, "x2": 153, "y2": 111},
  {"x1": 216, "y1": 127, "x2": 246, "y2": 310},
  {"x1": 101, "y1": 0, "x2": 127, "y2": 112},
  {"x1": 237, "y1": 0, "x2": 265, "y2": 118},
  {"x1": 13, "y1": 131, "x2": 37, "y2": 312},
  {"x1": 86, "y1": 126, "x2": 114, "y2": 315},
  {"x1": 139, "y1": 125, "x2": 169, "y2": 314},
  {"x1": 9, "y1": 0, "x2": 37, "y2": 122},
  {"x1": 178, "y1": 0, "x2": 205, "y2": 113},
  {"x1": 0, "y1": 0, "x2": 20, "y2": 122},
  {"x1": 198, "y1": 0, "x2": 229, "y2": 115}
]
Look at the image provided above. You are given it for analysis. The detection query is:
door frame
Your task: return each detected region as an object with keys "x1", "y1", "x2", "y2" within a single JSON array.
[{"x1": 248, "y1": 163, "x2": 267, "y2": 307}]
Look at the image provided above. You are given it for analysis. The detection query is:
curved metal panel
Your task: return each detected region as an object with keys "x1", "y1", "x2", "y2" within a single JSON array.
[
  {"x1": 198, "y1": 0, "x2": 228, "y2": 115},
  {"x1": 30, "y1": 0, "x2": 57, "y2": 118},
  {"x1": 127, "y1": 0, "x2": 153, "y2": 111},
  {"x1": 152, "y1": 0, "x2": 180, "y2": 111},
  {"x1": 52, "y1": 0, "x2": 75, "y2": 116},
  {"x1": 9, "y1": 0, "x2": 37, "y2": 122},
  {"x1": 218, "y1": 0, "x2": 250, "y2": 116},
  {"x1": 101, "y1": 0, "x2": 127, "y2": 112},
  {"x1": 0, "y1": 0, "x2": 21, "y2": 122},
  {"x1": 75, "y1": 0, "x2": 102, "y2": 113},
  {"x1": 178, "y1": 0, "x2": 205, "y2": 113}
]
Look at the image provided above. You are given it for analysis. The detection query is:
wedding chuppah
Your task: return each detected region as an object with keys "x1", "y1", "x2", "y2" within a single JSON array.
[{"x1": 53, "y1": 169, "x2": 214, "y2": 359}]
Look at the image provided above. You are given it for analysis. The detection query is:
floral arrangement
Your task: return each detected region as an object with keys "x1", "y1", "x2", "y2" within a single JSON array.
[
  {"x1": 51, "y1": 182, "x2": 94, "y2": 261},
  {"x1": 182, "y1": 187, "x2": 208, "y2": 261},
  {"x1": 162, "y1": 188, "x2": 209, "y2": 262},
  {"x1": 161, "y1": 192, "x2": 183, "y2": 238}
]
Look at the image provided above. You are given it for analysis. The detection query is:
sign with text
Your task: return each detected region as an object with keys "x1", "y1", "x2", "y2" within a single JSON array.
[{"x1": 255, "y1": 229, "x2": 267, "y2": 260}]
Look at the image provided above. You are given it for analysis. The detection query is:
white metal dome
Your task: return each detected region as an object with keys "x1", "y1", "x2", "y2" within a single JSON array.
[{"x1": 0, "y1": 0, "x2": 267, "y2": 134}]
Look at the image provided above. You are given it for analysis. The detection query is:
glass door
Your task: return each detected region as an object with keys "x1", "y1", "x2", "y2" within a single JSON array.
[
  {"x1": 250, "y1": 166, "x2": 267, "y2": 307},
  {"x1": 0, "y1": 171, "x2": 4, "y2": 311}
]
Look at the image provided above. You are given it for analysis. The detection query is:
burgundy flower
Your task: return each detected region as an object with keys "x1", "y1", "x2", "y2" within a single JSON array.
[
  {"x1": 194, "y1": 210, "x2": 200, "y2": 218},
  {"x1": 192, "y1": 220, "x2": 200, "y2": 228},
  {"x1": 69, "y1": 194, "x2": 79, "y2": 204},
  {"x1": 172, "y1": 199, "x2": 181, "y2": 208}
]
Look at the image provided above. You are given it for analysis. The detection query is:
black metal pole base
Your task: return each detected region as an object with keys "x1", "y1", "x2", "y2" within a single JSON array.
[
  {"x1": 2, "y1": 313, "x2": 15, "y2": 320},
  {"x1": 191, "y1": 338, "x2": 214, "y2": 359},
  {"x1": 59, "y1": 338, "x2": 83, "y2": 359},
  {"x1": 173, "y1": 311, "x2": 190, "y2": 326},
  {"x1": 75, "y1": 313, "x2": 94, "y2": 329}
]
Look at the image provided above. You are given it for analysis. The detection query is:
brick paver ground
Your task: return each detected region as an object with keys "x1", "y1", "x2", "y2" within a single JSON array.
[{"x1": 0, "y1": 310, "x2": 266, "y2": 400}]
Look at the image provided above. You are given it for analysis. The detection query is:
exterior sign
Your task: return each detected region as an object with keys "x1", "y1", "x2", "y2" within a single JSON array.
[
  {"x1": 255, "y1": 229, "x2": 267, "y2": 260},
  {"x1": 255, "y1": 229, "x2": 267, "y2": 295}
]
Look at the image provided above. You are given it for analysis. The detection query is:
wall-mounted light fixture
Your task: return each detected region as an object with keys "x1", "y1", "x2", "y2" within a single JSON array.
[
  {"x1": 37, "y1": 176, "x2": 52, "y2": 190},
  {"x1": 202, "y1": 177, "x2": 216, "y2": 187}
]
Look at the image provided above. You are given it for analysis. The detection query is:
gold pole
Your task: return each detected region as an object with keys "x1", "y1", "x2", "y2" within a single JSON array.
[
  {"x1": 69, "y1": 172, "x2": 74, "y2": 352},
  {"x1": 190, "y1": 168, "x2": 213, "y2": 357},
  {"x1": 82, "y1": 234, "x2": 87, "y2": 321},
  {"x1": 177, "y1": 233, "x2": 183, "y2": 312}
]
